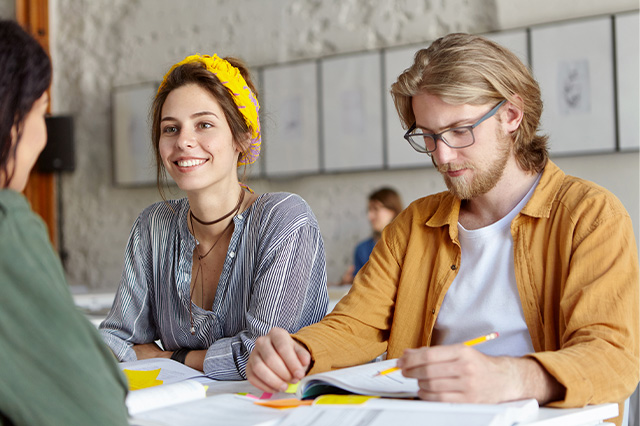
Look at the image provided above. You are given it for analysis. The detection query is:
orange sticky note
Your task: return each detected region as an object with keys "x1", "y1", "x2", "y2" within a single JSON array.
[{"x1": 254, "y1": 398, "x2": 314, "y2": 409}]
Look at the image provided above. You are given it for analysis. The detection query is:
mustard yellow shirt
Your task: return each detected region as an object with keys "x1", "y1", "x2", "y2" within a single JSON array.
[{"x1": 295, "y1": 161, "x2": 638, "y2": 425}]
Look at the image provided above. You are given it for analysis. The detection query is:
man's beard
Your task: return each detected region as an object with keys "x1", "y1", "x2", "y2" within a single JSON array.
[{"x1": 436, "y1": 133, "x2": 511, "y2": 200}]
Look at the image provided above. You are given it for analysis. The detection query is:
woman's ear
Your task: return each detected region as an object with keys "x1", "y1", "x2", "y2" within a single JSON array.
[
  {"x1": 234, "y1": 132, "x2": 252, "y2": 154},
  {"x1": 10, "y1": 123, "x2": 18, "y2": 145},
  {"x1": 502, "y1": 95, "x2": 524, "y2": 134}
]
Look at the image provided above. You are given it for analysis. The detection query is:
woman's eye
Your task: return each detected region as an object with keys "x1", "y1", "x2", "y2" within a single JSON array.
[
  {"x1": 199, "y1": 122, "x2": 213, "y2": 129},
  {"x1": 163, "y1": 126, "x2": 178, "y2": 134}
]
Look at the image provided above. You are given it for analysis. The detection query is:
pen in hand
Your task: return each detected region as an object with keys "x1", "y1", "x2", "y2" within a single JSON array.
[{"x1": 373, "y1": 332, "x2": 499, "y2": 377}]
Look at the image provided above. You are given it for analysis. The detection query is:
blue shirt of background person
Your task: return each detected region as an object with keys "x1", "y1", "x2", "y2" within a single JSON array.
[{"x1": 339, "y1": 187, "x2": 403, "y2": 284}]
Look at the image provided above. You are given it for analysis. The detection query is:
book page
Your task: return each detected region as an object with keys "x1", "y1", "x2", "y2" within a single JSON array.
[
  {"x1": 119, "y1": 357, "x2": 209, "y2": 385},
  {"x1": 298, "y1": 359, "x2": 419, "y2": 399},
  {"x1": 126, "y1": 380, "x2": 207, "y2": 416},
  {"x1": 275, "y1": 407, "x2": 501, "y2": 426},
  {"x1": 130, "y1": 394, "x2": 286, "y2": 426},
  {"x1": 276, "y1": 399, "x2": 539, "y2": 426}
]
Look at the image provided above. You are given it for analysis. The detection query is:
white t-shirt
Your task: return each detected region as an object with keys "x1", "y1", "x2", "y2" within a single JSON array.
[{"x1": 432, "y1": 175, "x2": 541, "y2": 356}]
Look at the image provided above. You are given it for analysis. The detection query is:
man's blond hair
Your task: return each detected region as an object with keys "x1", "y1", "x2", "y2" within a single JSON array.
[{"x1": 391, "y1": 33, "x2": 548, "y2": 173}]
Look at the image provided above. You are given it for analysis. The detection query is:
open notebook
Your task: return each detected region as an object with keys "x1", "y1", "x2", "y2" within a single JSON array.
[{"x1": 296, "y1": 358, "x2": 418, "y2": 399}]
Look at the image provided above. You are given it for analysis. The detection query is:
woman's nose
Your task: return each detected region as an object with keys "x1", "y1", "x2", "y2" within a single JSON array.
[{"x1": 176, "y1": 129, "x2": 196, "y2": 149}]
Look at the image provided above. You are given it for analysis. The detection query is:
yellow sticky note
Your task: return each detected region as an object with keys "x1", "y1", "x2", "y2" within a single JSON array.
[
  {"x1": 123, "y1": 368, "x2": 164, "y2": 391},
  {"x1": 285, "y1": 383, "x2": 299, "y2": 394},
  {"x1": 314, "y1": 394, "x2": 379, "y2": 405}
]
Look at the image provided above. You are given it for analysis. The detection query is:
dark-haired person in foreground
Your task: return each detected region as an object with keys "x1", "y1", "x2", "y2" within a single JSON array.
[
  {"x1": 246, "y1": 33, "x2": 638, "y2": 426},
  {"x1": 0, "y1": 20, "x2": 129, "y2": 425}
]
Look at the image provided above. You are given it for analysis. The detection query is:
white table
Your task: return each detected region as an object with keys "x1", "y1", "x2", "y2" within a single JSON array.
[{"x1": 129, "y1": 377, "x2": 618, "y2": 426}]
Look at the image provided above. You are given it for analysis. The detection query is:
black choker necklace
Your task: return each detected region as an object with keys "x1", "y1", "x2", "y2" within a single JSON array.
[
  {"x1": 187, "y1": 190, "x2": 245, "y2": 335},
  {"x1": 190, "y1": 190, "x2": 245, "y2": 226}
]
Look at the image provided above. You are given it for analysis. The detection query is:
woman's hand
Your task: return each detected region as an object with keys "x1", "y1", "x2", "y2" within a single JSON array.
[{"x1": 132, "y1": 342, "x2": 171, "y2": 360}]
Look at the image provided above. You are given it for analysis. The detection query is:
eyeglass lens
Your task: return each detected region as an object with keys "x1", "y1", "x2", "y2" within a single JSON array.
[{"x1": 409, "y1": 127, "x2": 474, "y2": 152}]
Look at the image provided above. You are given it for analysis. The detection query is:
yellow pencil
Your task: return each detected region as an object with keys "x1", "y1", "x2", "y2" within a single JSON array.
[
  {"x1": 374, "y1": 332, "x2": 499, "y2": 377},
  {"x1": 462, "y1": 331, "x2": 499, "y2": 347}
]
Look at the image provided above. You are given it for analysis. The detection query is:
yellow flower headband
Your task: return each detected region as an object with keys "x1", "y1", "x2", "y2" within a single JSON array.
[{"x1": 158, "y1": 54, "x2": 261, "y2": 166}]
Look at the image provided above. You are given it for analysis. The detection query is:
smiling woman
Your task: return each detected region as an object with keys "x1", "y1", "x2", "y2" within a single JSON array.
[{"x1": 99, "y1": 54, "x2": 329, "y2": 380}]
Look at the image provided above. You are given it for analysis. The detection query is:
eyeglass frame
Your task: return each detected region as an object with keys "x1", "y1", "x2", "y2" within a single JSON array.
[{"x1": 403, "y1": 99, "x2": 507, "y2": 154}]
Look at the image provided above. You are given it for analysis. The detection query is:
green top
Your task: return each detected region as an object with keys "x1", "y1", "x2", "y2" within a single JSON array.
[{"x1": 0, "y1": 190, "x2": 129, "y2": 425}]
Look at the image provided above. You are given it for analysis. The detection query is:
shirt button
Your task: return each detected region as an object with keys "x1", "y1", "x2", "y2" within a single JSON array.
[
  {"x1": 237, "y1": 215, "x2": 243, "y2": 220},
  {"x1": 229, "y1": 251, "x2": 235, "y2": 258},
  {"x1": 451, "y1": 264, "x2": 457, "y2": 270}
]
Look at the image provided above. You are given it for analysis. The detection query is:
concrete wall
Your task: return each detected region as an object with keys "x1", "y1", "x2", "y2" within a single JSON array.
[
  {"x1": 47, "y1": 0, "x2": 639, "y2": 290},
  {"x1": 0, "y1": 2, "x2": 15, "y2": 19}
]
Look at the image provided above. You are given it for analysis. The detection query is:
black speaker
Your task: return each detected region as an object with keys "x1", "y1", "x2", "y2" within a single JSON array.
[{"x1": 38, "y1": 115, "x2": 76, "y2": 172}]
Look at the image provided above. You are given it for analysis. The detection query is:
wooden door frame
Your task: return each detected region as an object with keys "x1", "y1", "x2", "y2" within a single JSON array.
[{"x1": 16, "y1": 0, "x2": 58, "y2": 249}]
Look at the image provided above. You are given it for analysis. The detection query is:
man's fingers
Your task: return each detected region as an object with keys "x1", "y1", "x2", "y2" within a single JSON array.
[
  {"x1": 399, "y1": 344, "x2": 469, "y2": 371},
  {"x1": 247, "y1": 351, "x2": 286, "y2": 393},
  {"x1": 293, "y1": 341, "x2": 311, "y2": 378},
  {"x1": 270, "y1": 329, "x2": 309, "y2": 381},
  {"x1": 402, "y1": 356, "x2": 470, "y2": 381},
  {"x1": 253, "y1": 333, "x2": 295, "y2": 386},
  {"x1": 247, "y1": 328, "x2": 312, "y2": 393},
  {"x1": 418, "y1": 389, "x2": 467, "y2": 403}
]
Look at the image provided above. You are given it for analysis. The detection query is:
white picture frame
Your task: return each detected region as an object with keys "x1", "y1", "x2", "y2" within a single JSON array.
[
  {"x1": 615, "y1": 11, "x2": 639, "y2": 150},
  {"x1": 531, "y1": 16, "x2": 616, "y2": 155},
  {"x1": 112, "y1": 82, "x2": 157, "y2": 186},
  {"x1": 321, "y1": 51, "x2": 384, "y2": 172},
  {"x1": 261, "y1": 61, "x2": 320, "y2": 176},
  {"x1": 383, "y1": 44, "x2": 434, "y2": 169}
]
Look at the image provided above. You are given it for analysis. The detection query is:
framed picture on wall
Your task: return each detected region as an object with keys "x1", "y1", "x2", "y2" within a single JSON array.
[
  {"x1": 321, "y1": 51, "x2": 384, "y2": 172},
  {"x1": 383, "y1": 44, "x2": 433, "y2": 169},
  {"x1": 615, "y1": 11, "x2": 639, "y2": 150},
  {"x1": 112, "y1": 82, "x2": 158, "y2": 186},
  {"x1": 530, "y1": 16, "x2": 616, "y2": 155},
  {"x1": 261, "y1": 60, "x2": 320, "y2": 176}
]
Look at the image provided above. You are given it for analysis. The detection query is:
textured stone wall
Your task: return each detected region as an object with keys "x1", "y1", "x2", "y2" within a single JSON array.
[
  {"x1": 49, "y1": 0, "x2": 498, "y2": 290},
  {"x1": 0, "y1": 2, "x2": 15, "y2": 19},
  {"x1": 48, "y1": 0, "x2": 638, "y2": 290}
]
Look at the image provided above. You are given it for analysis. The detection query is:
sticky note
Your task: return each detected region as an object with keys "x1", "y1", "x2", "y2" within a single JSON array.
[
  {"x1": 314, "y1": 394, "x2": 379, "y2": 405},
  {"x1": 254, "y1": 398, "x2": 313, "y2": 409},
  {"x1": 237, "y1": 392, "x2": 259, "y2": 399},
  {"x1": 123, "y1": 368, "x2": 163, "y2": 391},
  {"x1": 285, "y1": 383, "x2": 299, "y2": 394}
]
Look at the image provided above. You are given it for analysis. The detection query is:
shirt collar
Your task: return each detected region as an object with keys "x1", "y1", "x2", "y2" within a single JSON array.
[{"x1": 519, "y1": 160, "x2": 564, "y2": 219}]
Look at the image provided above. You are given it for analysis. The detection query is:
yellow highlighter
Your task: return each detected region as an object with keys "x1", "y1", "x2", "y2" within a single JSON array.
[{"x1": 374, "y1": 332, "x2": 499, "y2": 377}]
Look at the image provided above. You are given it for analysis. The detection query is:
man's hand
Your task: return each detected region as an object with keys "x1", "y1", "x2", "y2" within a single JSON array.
[
  {"x1": 397, "y1": 345, "x2": 564, "y2": 405},
  {"x1": 132, "y1": 342, "x2": 170, "y2": 360},
  {"x1": 247, "y1": 327, "x2": 311, "y2": 393}
]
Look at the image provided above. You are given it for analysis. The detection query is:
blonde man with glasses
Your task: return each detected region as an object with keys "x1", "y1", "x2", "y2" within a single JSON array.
[{"x1": 247, "y1": 33, "x2": 638, "y2": 426}]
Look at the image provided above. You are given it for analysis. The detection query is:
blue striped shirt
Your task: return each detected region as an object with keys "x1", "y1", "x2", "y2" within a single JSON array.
[{"x1": 99, "y1": 192, "x2": 328, "y2": 380}]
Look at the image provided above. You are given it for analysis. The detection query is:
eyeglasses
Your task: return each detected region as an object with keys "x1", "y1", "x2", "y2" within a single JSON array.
[{"x1": 403, "y1": 100, "x2": 507, "y2": 154}]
